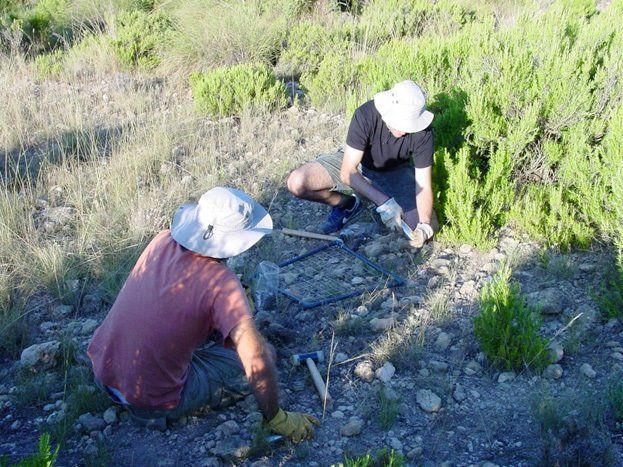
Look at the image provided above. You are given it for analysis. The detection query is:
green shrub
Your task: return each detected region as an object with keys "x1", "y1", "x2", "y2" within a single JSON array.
[
  {"x1": 111, "y1": 9, "x2": 171, "y2": 69},
  {"x1": 34, "y1": 49, "x2": 64, "y2": 79},
  {"x1": 190, "y1": 63, "x2": 287, "y2": 118},
  {"x1": 473, "y1": 265, "x2": 549, "y2": 371}
]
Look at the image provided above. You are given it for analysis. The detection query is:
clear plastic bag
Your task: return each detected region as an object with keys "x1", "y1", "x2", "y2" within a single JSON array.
[{"x1": 253, "y1": 261, "x2": 279, "y2": 312}]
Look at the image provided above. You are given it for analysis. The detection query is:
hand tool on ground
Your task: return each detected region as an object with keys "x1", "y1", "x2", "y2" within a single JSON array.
[
  {"x1": 277, "y1": 228, "x2": 342, "y2": 243},
  {"x1": 291, "y1": 350, "x2": 332, "y2": 403}
]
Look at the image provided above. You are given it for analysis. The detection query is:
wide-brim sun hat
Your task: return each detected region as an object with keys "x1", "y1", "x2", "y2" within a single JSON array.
[
  {"x1": 373, "y1": 80, "x2": 434, "y2": 133},
  {"x1": 171, "y1": 187, "x2": 273, "y2": 258}
]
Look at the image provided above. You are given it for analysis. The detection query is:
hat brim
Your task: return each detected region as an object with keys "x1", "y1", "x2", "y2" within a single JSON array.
[
  {"x1": 374, "y1": 91, "x2": 434, "y2": 133},
  {"x1": 170, "y1": 202, "x2": 273, "y2": 258}
]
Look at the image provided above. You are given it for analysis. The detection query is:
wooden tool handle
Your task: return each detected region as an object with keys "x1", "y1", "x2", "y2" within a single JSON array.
[
  {"x1": 278, "y1": 228, "x2": 341, "y2": 243},
  {"x1": 306, "y1": 358, "x2": 332, "y2": 402}
]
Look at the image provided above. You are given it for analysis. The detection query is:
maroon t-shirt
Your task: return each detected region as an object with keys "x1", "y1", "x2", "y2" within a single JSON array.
[{"x1": 87, "y1": 230, "x2": 251, "y2": 409}]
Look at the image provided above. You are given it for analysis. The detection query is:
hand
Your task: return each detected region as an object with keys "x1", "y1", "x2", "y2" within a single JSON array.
[
  {"x1": 266, "y1": 408, "x2": 319, "y2": 443},
  {"x1": 409, "y1": 223, "x2": 434, "y2": 248},
  {"x1": 375, "y1": 198, "x2": 403, "y2": 231}
]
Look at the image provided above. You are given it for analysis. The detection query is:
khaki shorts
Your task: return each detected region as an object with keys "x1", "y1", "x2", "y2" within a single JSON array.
[{"x1": 315, "y1": 149, "x2": 417, "y2": 212}]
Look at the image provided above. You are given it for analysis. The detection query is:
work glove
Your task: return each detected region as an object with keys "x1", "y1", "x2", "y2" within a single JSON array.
[
  {"x1": 266, "y1": 408, "x2": 320, "y2": 443},
  {"x1": 375, "y1": 198, "x2": 403, "y2": 231},
  {"x1": 409, "y1": 223, "x2": 434, "y2": 248}
]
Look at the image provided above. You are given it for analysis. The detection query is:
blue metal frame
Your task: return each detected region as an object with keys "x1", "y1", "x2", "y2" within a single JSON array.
[{"x1": 277, "y1": 241, "x2": 405, "y2": 309}]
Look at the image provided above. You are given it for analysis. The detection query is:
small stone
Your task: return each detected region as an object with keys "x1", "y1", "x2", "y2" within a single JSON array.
[
  {"x1": 331, "y1": 411, "x2": 345, "y2": 419},
  {"x1": 340, "y1": 417, "x2": 363, "y2": 437},
  {"x1": 548, "y1": 342, "x2": 564, "y2": 363},
  {"x1": 375, "y1": 362, "x2": 396, "y2": 383},
  {"x1": 81, "y1": 319, "x2": 99, "y2": 335},
  {"x1": 10, "y1": 420, "x2": 21, "y2": 430},
  {"x1": 498, "y1": 371, "x2": 516, "y2": 383},
  {"x1": 579, "y1": 363, "x2": 596, "y2": 379},
  {"x1": 369, "y1": 317, "x2": 395, "y2": 332},
  {"x1": 103, "y1": 407, "x2": 118, "y2": 425},
  {"x1": 434, "y1": 332, "x2": 451, "y2": 352},
  {"x1": 354, "y1": 361, "x2": 375, "y2": 382},
  {"x1": 53, "y1": 304, "x2": 73, "y2": 317},
  {"x1": 453, "y1": 384, "x2": 466, "y2": 403},
  {"x1": 217, "y1": 420, "x2": 240, "y2": 436},
  {"x1": 543, "y1": 364, "x2": 564, "y2": 380},
  {"x1": 351, "y1": 277, "x2": 364, "y2": 285},
  {"x1": 612, "y1": 352, "x2": 623, "y2": 361},
  {"x1": 428, "y1": 361, "x2": 448, "y2": 373},
  {"x1": 464, "y1": 360, "x2": 482, "y2": 376},
  {"x1": 77, "y1": 413, "x2": 106, "y2": 432},
  {"x1": 407, "y1": 447, "x2": 423, "y2": 459},
  {"x1": 20, "y1": 341, "x2": 61, "y2": 371},
  {"x1": 335, "y1": 352, "x2": 348, "y2": 364},
  {"x1": 527, "y1": 288, "x2": 566, "y2": 315},
  {"x1": 364, "y1": 242, "x2": 387, "y2": 258},
  {"x1": 388, "y1": 437, "x2": 403, "y2": 451},
  {"x1": 210, "y1": 437, "x2": 250, "y2": 459},
  {"x1": 459, "y1": 244, "x2": 472, "y2": 254},
  {"x1": 416, "y1": 389, "x2": 442, "y2": 413}
]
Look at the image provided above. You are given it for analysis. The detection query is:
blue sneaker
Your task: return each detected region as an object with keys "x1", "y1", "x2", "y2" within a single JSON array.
[{"x1": 319, "y1": 196, "x2": 363, "y2": 234}]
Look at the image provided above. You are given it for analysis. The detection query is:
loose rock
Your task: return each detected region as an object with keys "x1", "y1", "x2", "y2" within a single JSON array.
[
  {"x1": 416, "y1": 389, "x2": 442, "y2": 413},
  {"x1": 340, "y1": 417, "x2": 364, "y2": 437},
  {"x1": 543, "y1": 364, "x2": 564, "y2": 380},
  {"x1": 579, "y1": 363, "x2": 596, "y2": 379},
  {"x1": 375, "y1": 362, "x2": 396, "y2": 383},
  {"x1": 20, "y1": 341, "x2": 61, "y2": 371}
]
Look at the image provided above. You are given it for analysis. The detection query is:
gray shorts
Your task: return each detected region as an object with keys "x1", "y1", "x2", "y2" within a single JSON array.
[
  {"x1": 98, "y1": 343, "x2": 249, "y2": 424},
  {"x1": 315, "y1": 149, "x2": 417, "y2": 212}
]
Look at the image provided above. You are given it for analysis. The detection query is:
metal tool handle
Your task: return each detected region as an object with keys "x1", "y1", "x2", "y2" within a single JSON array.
[
  {"x1": 306, "y1": 358, "x2": 331, "y2": 402},
  {"x1": 279, "y1": 228, "x2": 342, "y2": 243}
]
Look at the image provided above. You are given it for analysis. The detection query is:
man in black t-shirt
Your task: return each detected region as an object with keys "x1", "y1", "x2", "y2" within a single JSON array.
[{"x1": 287, "y1": 80, "x2": 436, "y2": 247}]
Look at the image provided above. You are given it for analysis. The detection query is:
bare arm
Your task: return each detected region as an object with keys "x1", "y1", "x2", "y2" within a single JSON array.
[
  {"x1": 229, "y1": 319, "x2": 279, "y2": 420},
  {"x1": 340, "y1": 144, "x2": 390, "y2": 206},
  {"x1": 414, "y1": 165, "x2": 434, "y2": 225}
]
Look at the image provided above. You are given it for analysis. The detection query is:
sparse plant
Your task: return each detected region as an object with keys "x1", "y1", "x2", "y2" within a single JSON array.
[
  {"x1": 0, "y1": 433, "x2": 59, "y2": 467},
  {"x1": 597, "y1": 262, "x2": 623, "y2": 320},
  {"x1": 607, "y1": 373, "x2": 623, "y2": 422},
  {"x1": 332, "y1": 309, "x2": 365, "y2": 336},
  {"x1": 377, "y1": 386, "x2": 399, "y2": 430},
  {"x1": 342, "y1": 448, "x2": 405, "y2": 467},
  {"x1": 425, "y1": 289, "x2": 451, "y2": 322},
  {"x1": 532, "y1": 390, "x2": 616, "y2": 466},
  {"x1": 370, "y1": 315, "x2": 423, "y2": 370},
  {"x1": 473, "y1": 265, "x2": 549, "y2": 371},
  {"x1": 189, "y1": 63, "x2": 287, "y2": 118}
]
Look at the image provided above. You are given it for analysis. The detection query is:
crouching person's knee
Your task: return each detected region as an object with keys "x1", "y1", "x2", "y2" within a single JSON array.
[{"x1": 286, "y1": 169, "x2": 307, "y2": 197}]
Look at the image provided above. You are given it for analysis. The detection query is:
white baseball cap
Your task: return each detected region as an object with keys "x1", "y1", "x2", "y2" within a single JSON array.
[
  {"x1": 171, "y1": 187, "x2": 272, "y2": 258},
  {"x1": 373, "y1": 80, "x2": 434, "y2": 133}
]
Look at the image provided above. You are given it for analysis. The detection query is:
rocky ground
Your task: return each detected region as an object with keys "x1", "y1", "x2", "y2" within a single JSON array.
[{"x1": 1, "y1": 194, "x2": 623, "y2": 466}]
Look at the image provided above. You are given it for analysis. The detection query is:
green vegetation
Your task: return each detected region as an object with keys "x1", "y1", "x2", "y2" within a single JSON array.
[
  {"x1": 111, "y1": 10, "x2": 171, "y2": 69},
  {"x1": 0, "y1": 433, "x2": 59, "y2": 467},
  {"x1": 532, "y1": 389, "x2": 616, "y2": 465},
  {"x1": 473, "y1": 265, "x2": 549, "y2": 371},
  {"x1": 377, "y1": 386, "x2": 399, "y2": 430},
  {"x1": 607, "y1": 373, "x2": 623, "y2": 422},
  {"x1": 190, "y1": 63, "x2": 287, "y2": 118},
  {"x1": 597, "y1": 263, "x2": 623, "y2": 320},
  {"x1": 342, "y1": 448, "x2": 404, "y2": 467}
]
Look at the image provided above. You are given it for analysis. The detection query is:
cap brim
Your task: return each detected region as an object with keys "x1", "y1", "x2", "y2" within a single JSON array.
[{"x1": 171, "y1": 203, "x2": 273, "y2": 258}]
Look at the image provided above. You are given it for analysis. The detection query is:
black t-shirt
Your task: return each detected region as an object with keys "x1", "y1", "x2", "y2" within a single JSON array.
[{"x1": 346, "y1": 100, "x2": 433, "y2": 171}]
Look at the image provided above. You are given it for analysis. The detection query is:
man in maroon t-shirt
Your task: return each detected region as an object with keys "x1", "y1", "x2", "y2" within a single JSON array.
[
  {"x1": 287, "y1": 80, "x2": 436, "y2": 247},
  {"x1": 88, "y1": 187, "x2": 318, "y2": 442}
]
